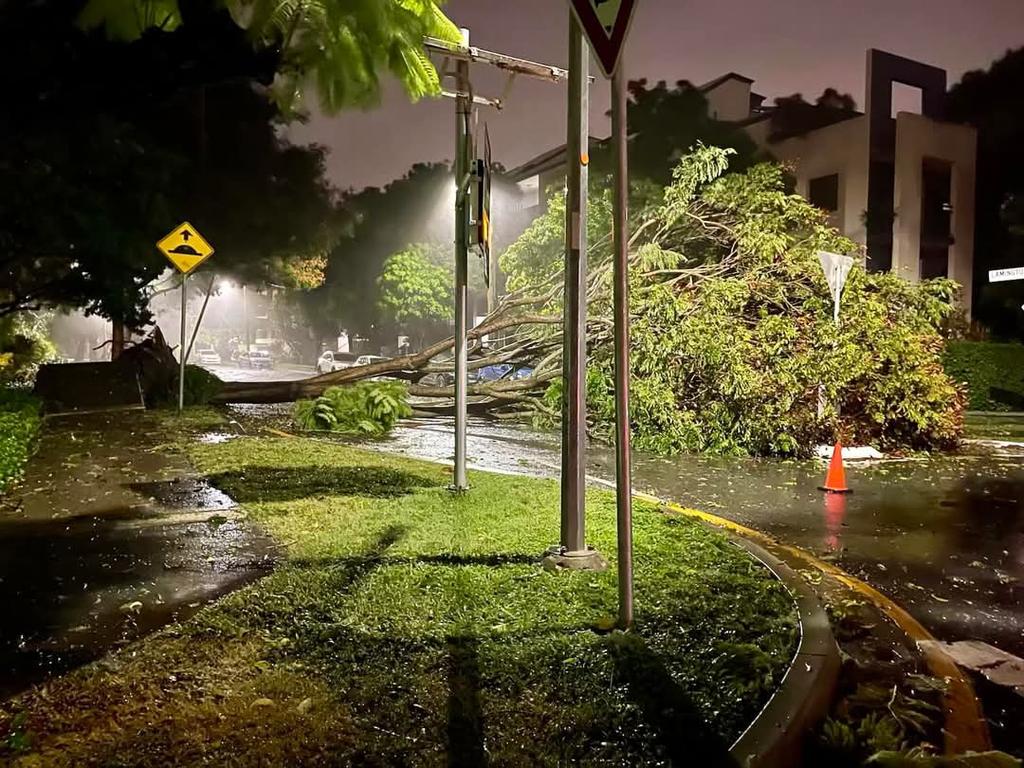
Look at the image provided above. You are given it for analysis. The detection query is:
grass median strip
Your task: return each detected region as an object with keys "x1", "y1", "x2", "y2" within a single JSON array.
[{"x1": 2, "y1": 435, "x2": 798, "y2": 766}]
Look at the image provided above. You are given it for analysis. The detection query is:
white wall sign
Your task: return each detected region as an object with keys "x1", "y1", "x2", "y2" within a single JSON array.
[{"x1": 988, "y1": 267, "x2": 1024, "y2": 283}]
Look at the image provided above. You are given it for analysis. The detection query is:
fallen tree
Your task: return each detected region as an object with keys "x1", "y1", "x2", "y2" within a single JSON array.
[{"x1": 157, "y1": 146, "x2": 963, "y2": 457}]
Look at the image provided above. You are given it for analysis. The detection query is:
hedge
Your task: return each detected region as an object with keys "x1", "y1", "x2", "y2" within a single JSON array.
[
  {"x1": 0, "y1": 388, "x2": 42, "y2": 491},
  {"x1": 943, "y1": 341, "x2": 1024, "y2": 411}
]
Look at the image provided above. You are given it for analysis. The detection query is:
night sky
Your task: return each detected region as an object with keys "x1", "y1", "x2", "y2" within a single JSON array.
[{"x1": 287, "y1": 0, "x2": 1024, "y2": 190}]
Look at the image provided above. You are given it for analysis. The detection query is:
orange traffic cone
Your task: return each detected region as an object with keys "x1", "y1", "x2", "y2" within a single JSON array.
[{"x1": 819, "y1": 442, "x2": 851, "y2": 494}]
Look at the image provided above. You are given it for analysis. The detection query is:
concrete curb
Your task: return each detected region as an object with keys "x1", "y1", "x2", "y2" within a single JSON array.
[{"x1": 723, "y1": 532, "x2": 841, "y2": 768}]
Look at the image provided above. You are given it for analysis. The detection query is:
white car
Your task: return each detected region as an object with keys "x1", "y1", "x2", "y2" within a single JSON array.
[
  {"x1": 317, "y1": 351, "x2": 358, "y2": 374},
  {"x1": 197, "y1": 348, "x2": 222, "y2": 365},
  {"x1": 355, "y1": 355, "x2": 388, "y2": 367}
]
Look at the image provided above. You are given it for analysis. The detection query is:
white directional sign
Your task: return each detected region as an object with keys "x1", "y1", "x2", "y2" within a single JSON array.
[
  {"x1": 989, "y1": 267, "x2": 1024, "y2": 283},
  {"x1": 818, "y1": 251, "x2": 855, "y2": 324}
]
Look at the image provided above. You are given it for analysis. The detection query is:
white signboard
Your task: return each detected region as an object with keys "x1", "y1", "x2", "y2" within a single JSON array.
[{"x1": 988, "y1": 267, "x2": 1024, "y2": 283}]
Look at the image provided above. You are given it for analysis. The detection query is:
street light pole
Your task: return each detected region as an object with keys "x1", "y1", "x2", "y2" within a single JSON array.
[
  {"x1": 548, "y1": 13, "x2": 604, "y2": 571},
  {"x1": 452, "y1": 27, "x2": 472, "y2": 492},
  {"x1": 611, "y1": 67, "x2": 634, "y2": 629},
  {"x1": 422, "y1": 34, "x2": 566, "y2": 494}
]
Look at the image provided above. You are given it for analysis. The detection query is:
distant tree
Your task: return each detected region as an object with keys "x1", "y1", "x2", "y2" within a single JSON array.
[
  {"x1": 768, "y1": 89, "x2": 859, "y2": 140},
  {"x1": 377, "y1": 244, "x2": 452, "y2": 347},
  {"x1": 80, "y1": 0, "x2": 462, "y2": 114},
  {"x1": 947, "y1": 47, "x2": 1024, "y2": 339},
  {"x1": 590, "y1": 79, "x2": 761, "y2": 185}
]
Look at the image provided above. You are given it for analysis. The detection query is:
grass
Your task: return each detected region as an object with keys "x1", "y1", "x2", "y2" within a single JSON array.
[
  {"x1": 0, "y1": 431, "x2": 798, "y2": 766},
  {"x1": 963, "y1": 411, "x2": 1024, "y2": 441},
  {"x1": 0, "y1": 388, "x2": 42, "y2": 492}
]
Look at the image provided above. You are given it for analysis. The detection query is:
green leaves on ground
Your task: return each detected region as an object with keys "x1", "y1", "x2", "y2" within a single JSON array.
[{"x1": 293, "y1": 381, "x2": 412, "y2": 435}]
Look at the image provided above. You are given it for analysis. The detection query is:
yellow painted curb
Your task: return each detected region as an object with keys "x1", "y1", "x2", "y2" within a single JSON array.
[{"x1": 646, "y1": 493, "x2": 992, "y2": 755}]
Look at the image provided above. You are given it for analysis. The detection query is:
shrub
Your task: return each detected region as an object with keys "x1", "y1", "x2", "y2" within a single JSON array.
[
  {"x1": 943, "y1": 341, "x2": 1024, "y2": 411},
  {"x1": 0, "y1": 388, "x2": 42, "y2": 490},
  {"x1": 293, "y1": 381, "x2": 412, "y2": 436}
]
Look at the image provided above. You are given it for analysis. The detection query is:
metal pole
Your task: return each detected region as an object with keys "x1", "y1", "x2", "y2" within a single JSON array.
[
  {"x1": 452, "y1": 28, "x2": 471, "y2": 491},
  {"x1": 560, "y1": 15, "x2": 590, "y2": 553},
  {"x1": 612, "y1": 67, "x2": 634, "y2": 629},
  {"x1": 242, "y1": 284, "x2": 250, "y2": 352},
  {"x1": 178, "y1": 272, "x2": 187, "y2": 412},
  {"x1": 185, "y1": 273, "x2": 216, "y2": 364}
]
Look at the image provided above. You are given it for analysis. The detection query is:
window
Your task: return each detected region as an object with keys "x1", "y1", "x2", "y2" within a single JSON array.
[
  {"x1": 891, "y1": 83, "x2": 923, "y2": 119},
  {"x1": 808, "y1": 174, "x2": 840, "y2": 213}
]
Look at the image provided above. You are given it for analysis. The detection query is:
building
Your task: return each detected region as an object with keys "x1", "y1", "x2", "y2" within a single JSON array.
[{"x1": 509, "y1": 49, "x2": 978, "y2": 311}]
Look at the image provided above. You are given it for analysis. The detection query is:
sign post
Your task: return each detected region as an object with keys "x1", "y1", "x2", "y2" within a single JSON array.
[
  {"x1": 569, "y1": 0, "x2": 638, "y2": 627},
  {"x1": 817, "y1": 251, "x2": 854, "y2": 420},
  {"x1": 156, "y1": 222, "x2": 215, "y2": 413}
]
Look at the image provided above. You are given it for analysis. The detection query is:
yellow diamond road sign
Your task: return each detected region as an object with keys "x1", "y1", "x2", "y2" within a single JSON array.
[{"x1": 157, "y1": 222, "x2": 214, "y2": 274}]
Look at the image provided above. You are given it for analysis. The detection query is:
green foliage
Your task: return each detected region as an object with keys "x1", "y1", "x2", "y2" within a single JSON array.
[
  {"x1": 377, "y1": 244, "x2": 453, "y2": 327},
  {"x1": 0, "y1": 312, "x2": 56, "y2": 387},
  {"x1": 0, "y1": 389, "x2": 42, "y2": 491},
  {"x1": 80, "y1": 0, "x2": 462, "y2": 114},
  {"x1": 516, "y1": 147, "x2": 964, "y2": 456},
  {"x1": 152, "y1": 365, "x2": 223, "y2": 408},
  {"x1": 293, "y1": 381, "x2": 412, "y2": 435},
  {"x1": 1, "y1": 4, "x2": 341, "y2": 327},
  {"x1": 943, "y1": 341, "x2": 1024, "y2": 410}
]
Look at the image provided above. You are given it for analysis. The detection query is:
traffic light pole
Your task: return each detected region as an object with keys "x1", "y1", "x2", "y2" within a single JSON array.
[
  {"x1": 547, "y1": 14, "x2": 605, "y2": 571},
  {"x1": 452, "y1": 29, "x2": 471, "y2": 492}
]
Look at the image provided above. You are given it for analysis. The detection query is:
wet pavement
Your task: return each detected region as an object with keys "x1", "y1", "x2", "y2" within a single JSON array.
[
  {"x1": 203, "y1": 363, "x2": 314, "y2": 383},
  {"x1": 0, "y1": 412, "x2": 276, "y2": 697}
]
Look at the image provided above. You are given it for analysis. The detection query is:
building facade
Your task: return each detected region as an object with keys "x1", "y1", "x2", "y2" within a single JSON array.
[{"x1": 509, "y1": 49, "x2": 978, "y2": 311}]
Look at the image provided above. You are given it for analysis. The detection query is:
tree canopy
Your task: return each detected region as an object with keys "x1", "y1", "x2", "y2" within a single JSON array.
[
  {"x1": 589, "y1": 79, "x2": 762, "y2": 186},
  {"x1": 80, "y1": 0, "x2": 462, "y2": 114},
  {"x1": 0, "y1": 3, "x2": 340, "y2": 329},
  {"x1": 947, "y1": 46, "x2": 1024, "y2": 339}
]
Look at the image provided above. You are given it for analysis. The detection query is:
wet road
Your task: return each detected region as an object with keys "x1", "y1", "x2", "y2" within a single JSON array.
[
  {"x1": 370, "y1": 417, "x2": 1024, "y2": 660},
  {"x1": 203, "y1": 363, "x2": 314, "y2": 382},
  {"x1": 0, "y1": 413, "x2": 276, "y2": 697}
]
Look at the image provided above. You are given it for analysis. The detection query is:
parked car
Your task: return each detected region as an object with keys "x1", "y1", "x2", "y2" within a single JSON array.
[
  {"x1": 316, "y1": 350, "x2": 358, "y2": 374},
  {"x1": 238, "y1": 349, "x2": 273, "y2": 369},
  {"x1": 419, "y1": 362, "x2": 534, "y2": 389},
  {"x1": 197, "y1": 348, "x2": 222, "y2": 366},
  {"x1": 354, "y1": 355, "x2": 389, "y2": 367},
  {"x1": 477, "y1": 362, "x2": 535, "y2": 382}
]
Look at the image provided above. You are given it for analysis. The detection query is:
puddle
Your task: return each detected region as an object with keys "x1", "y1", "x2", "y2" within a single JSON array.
[
  {"x1": 198, "y1": 432, "x2": 240, "y2": 445},
  {"x1": 128, "y1": 478, "x2": 236, "y2": 511},
  {"x1": 0, "y1": 510, "x2": 276, "y2": 698}
]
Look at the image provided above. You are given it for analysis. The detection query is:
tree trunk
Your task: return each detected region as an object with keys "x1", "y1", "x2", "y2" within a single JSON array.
[
  {"x1": 111, "y1": 320, "x2": 126, "y2": 360},
  {"x1": 208, "y1": 312, "x2": 562, "y2": 405}
]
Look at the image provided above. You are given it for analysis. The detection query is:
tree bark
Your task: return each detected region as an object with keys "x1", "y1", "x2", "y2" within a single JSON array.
[
  {"x1": 209, "y1": 312, "x2": 561, "y2": 405},
  {"x1": 111, "y1": 320, "x2": 126, "y2": 360}
]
